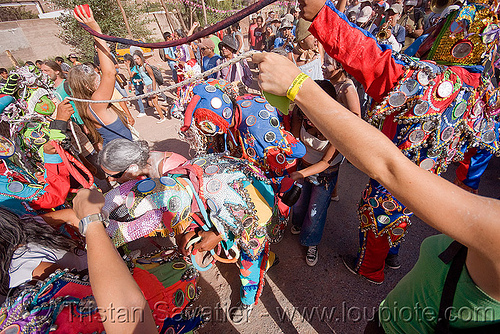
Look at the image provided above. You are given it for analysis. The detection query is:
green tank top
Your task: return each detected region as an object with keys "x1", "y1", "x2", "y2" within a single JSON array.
[{"x1": 380, "y1": 234, "x2": 500, "y2": 333}]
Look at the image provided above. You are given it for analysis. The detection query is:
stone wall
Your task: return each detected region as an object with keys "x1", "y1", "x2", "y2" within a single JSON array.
[{"x1": 0, "y1": 18, "x2": 73, "y2": 67}]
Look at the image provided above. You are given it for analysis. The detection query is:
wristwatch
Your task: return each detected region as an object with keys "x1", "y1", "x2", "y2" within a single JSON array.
[{"x1": 79, "y1": 213, "x2": 109, "y2": 237}]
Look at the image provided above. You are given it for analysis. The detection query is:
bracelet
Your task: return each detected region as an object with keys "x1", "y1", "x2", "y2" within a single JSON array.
[{"x1": 287, "y1": 72, "x2": 309, "y2": 102}]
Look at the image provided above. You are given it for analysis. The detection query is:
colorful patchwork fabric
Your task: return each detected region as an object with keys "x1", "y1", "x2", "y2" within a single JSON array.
[
  {"x1": 104, "y1": 154, "x2": 274, "y2": 259},
  {"x1": 358, "y1": 179, "x2": 413, "y2": 246},
  {"x1": 0, "y1": 253, "x2": 205, "y2": 334},
  {"x1": 235, "y1": 94, "x2": 306, "y2": 179},
  {"x1": 367, "y1": 56, "x2": 499, "y2": 175}
]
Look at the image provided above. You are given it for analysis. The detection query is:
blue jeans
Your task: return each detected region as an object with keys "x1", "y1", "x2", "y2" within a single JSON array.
[
  {"x1": 292, "y1": 164, "x2": 339, "y2": 246},
  {"x1": 168, "y1": 61, "x2": 178, "y2": 83},
  {"x1": 134, "y1": 84, "x2": 145, "y2": 114}
]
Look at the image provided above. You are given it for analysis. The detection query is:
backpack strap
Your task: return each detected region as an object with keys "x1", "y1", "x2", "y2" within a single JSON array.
[{"x1": 435, "y1": 241, "x2": 468, "y2": 333}]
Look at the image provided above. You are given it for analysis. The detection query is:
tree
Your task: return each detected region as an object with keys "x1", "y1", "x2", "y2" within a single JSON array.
[{"x1": 49, "y1": 0, "x2": 151, "y2": 61}]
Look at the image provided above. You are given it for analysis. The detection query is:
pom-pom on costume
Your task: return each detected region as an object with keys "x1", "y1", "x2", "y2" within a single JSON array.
[
  {"x1": 103, "y1": 153, "x2": 275, "y2": 305},
  {"x1": 0, "y1": 251, "x2": 206, "y2": 334},
  {"x1": 180, "y1": 79, "x2": 306, "y2": 242},
  {"x1": 309, "y1": 0, "x2": 499, "y2": 282}
]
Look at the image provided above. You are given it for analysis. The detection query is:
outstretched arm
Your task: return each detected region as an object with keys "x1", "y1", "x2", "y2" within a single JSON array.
[
  {"x1": 74, "y1": 6, "x2": 116, "y2": 114},
  {"x1": 253, "y1": 51, "x2": 500, "y2": 261},
  {"x1": 73, "y1": 189, "x2": 158, "y2": 334},
  {"x1": 305, "y1": 0, "x2": 405, "y2": 102}
]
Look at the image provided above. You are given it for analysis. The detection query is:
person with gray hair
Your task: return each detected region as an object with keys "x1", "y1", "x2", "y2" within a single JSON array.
[{"x1": 98, "y1": 139, "x2": 187, "y2": 183}]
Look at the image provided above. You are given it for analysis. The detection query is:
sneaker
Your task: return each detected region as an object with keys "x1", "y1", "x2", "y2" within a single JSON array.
[
  {"x1": 157, "y1": 118, "x2": 167, "y2": 124},
  {"x1": 290, "y1": 225, "x2": 301, "y2": 235},
  {"x1": 385, "y1": 254, "x2": 401, "y2": 270},
  {"x1": 137, "y1": 113, "x2": 147, "y2": 118},
  {"x1": 229, "y1": 303, "x2": 254, "y2": 324},
  {"x1": 342, "y1": 255, "x2": 383, "y2": 284},
  {"x1": 306, "y1": 246, "x2": 318, "y2": 267}
]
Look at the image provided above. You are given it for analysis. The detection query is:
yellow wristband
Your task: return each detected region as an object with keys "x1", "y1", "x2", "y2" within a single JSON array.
[{"x1": 287, "y1": 72, "x2": 309, "y2": 102}]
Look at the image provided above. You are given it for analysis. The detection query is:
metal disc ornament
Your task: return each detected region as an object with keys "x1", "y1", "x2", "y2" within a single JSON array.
[
  {"x1": 246, "y1": 147, "x2": 256, "y2": 157},
  {"x1": 482, "y1": 130, "x2": 496, "y2": 143},
  {"x1": 7, "y1": 181, "x2": 24, "y2": 193},
  {"x1": 160, "y1": 176, "x2": 176, "y2": 187},
  {"x1": 206, "y1": 179, "x2": 222, "y2": 194},
  {"x1": 137, "y1": 179, "x2": 156, "y2": 193},
  {"x1": 265, "y1": 103, "x2": 274, "y2": 112},
  {"x1": 210, "y1": 97, "x2": 223, "y2": 109},
  {"x1": 269, "y1": 117, "x2": 280, "y2": 127},
  {"x1": 409, "y1": 129, "x2": 426, "y2": 143},
  {"x1": 222, "y1": 94, "x2": 231, "y2": 104},
  {"x1": 258, "y1": 109, "x2": 270, "y2": 119},
  {"x1": 243, "y1": 217, "x2": 253, "y2": 228},
  {"x1": 413, "y1": 101, "x2": 429, "y2": 116},
  {"x1": 417, "y1": 70, "x2": 429, "y2": 86},
  {"x1": 388, "y1": 91, "x2": 406, "y2": 107},
  {"x1": 246, "y1": 115, "x2": 257, "y2": 127},
  {"x1": 392, "y1": 227, "x2": 405, "y2": 236},
  {"x1": 255, "y1": 97, "x2": 266, "y2": 103},
  {"x1": 204, "y1": 165, "x2": 219, "y2": 175},
  {"x1": 0, "y1": 135, "x2": 15, "y2": 159},
  {"x1": 451, "y1": 40, "x2": 473, "y2": 59},
  {"x1": 222, "y1": 107, "x2": 232, "y2": 119},
  {"x1": 368, "y1": 197, "x2": 379, "y2": 208},
  {"x1": 168, "y1": 196, "x2": 181, "y2": 212},
  {"x1": 419, "y1": 158, "x2": 435, "y2": 170},
  {"x1": 264, "y1": 131, "x2": 276, "y2": 143},
  {"x1": 440, "y1": 126, "x2": 454, "y2": 142},
  {"x1": 452, "y1": 101, "x2": 467, "y2": 119},
  {"x1": 248, "y1": 239, "x2": 260, "y2": 249},
  {"x1": 276, "y1": 153, "x2": 286, "y2": 164},
  {"x1": 472, "y1": 101, "x2": 483, "y2": 117},
  {"x1": 241, "y1": 100, "x2": 252, "y2": 108},
  {"x1": 401, "y1": 79, "x2": 419, "y2": 96},
  {"x1": 377, "y1": 215, "x2": 391, "y2": 225},
  {"x1": 422, "y1": 120, "x2": 434, "y2": 132},
  {"x1": 437, "y1": 80, "x2": 453, "y2": 98},
  {"x1": 382, "y1": 200, "x2": 396, "y2": 211},
  {"x1": 205, "y1": 85, "x2": 216, "y2": 93},
  {"x1": 193, "y1": 158, "x2": 206, "y2": 167}
]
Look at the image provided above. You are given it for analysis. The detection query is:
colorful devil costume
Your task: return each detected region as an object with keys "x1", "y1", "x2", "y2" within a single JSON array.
[
  {"x1": 103, "y1": 153, "x2": 275, "y2": 305},
  {"x1": 0, "y1": 251, "x2": 205, "y2": 334},
  {"x1": 180, "y1": 80, "x2": 306, "y2": 242},
  {"x1": 309, "y1": 0, "x2": 499, "y2": 282}
]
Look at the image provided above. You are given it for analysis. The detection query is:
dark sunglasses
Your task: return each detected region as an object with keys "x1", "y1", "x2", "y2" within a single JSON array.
[{"x1": 106, "y1": 170, "x2": 126, "y2": 179}]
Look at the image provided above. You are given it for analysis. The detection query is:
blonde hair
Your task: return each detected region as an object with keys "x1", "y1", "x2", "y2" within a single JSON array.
[{"x1": 68, "y1": 65, "x2": 127, "y2": 145}]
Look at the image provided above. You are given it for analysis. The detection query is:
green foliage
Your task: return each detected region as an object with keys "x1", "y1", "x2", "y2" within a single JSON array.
[{"x1": 48, "y1": 0, "x2": 152, "y2": 61}]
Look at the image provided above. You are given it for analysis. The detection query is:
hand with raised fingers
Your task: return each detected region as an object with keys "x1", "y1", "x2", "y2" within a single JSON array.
[
  {"x1": 252, "y1": 52, "x2": 301, "y2": 96},
  {"x1": 73, "y1": 4, "x2": 101, "y2": 33}
]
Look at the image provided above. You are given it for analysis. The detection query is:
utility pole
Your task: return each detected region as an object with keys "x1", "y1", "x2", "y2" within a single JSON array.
[{"x1": 116, "y1": 0, "x2": 133, "y2": 38}]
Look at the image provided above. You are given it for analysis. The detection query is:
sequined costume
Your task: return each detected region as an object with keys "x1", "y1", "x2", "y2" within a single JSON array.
[
  {"x1": 309, "y1": 0, "x2": 499, "y2": 282},
  {"x1": 0, "y1": 251, "x2": 205, "y2": 334},
  {"x1": 103, "y1": 154, "x2": 275, "y2": 305},
  {"x1": 180, "y1": 80, "x2": 306, "y2": 242}
]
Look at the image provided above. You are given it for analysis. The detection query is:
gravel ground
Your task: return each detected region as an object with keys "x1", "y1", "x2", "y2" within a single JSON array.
[{"x1": 129, "y1": 59, "x2": 499, "y2": 334}]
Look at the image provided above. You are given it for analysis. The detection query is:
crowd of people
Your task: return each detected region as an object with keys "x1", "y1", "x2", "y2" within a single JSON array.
[{"x1": 0, "y1": 0, "x2": 499, "y2": 333}]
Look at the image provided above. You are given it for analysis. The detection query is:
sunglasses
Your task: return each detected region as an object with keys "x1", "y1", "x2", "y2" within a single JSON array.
[{"x1": 105, "y1": 169, "x2": 126, "y2": 179}]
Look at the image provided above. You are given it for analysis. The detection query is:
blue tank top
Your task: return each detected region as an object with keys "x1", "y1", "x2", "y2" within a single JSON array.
[{"x1": 88, "y1": 106, "x2": 132, "y2": 146}]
